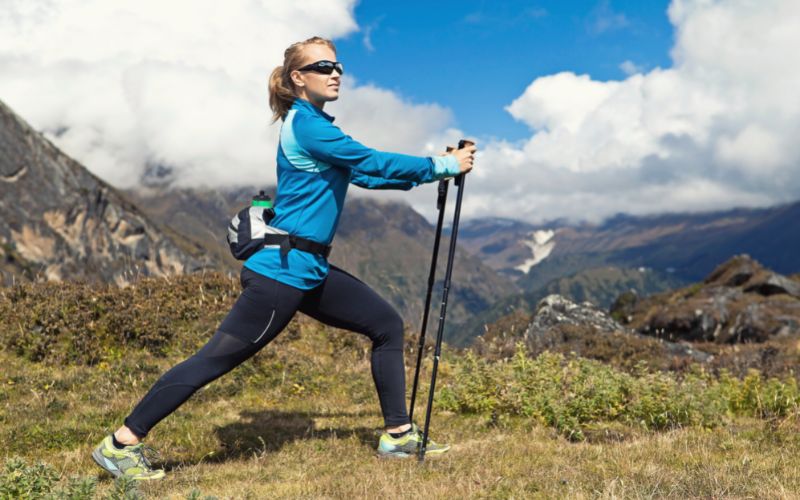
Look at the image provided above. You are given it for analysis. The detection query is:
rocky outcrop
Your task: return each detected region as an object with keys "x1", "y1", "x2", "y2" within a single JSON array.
[
  {"x1": 0, "y1": 99, "x2": 213, "y2": 286},
  {"x1": 529, "y1": 294, "x2": 630, "y2": 334},
  {"x1": 475, "y1": 294, "x2": 709, "y2": 371},
  {"x1": 616, "y1": 255, "x2": 800, "y2": 343}
]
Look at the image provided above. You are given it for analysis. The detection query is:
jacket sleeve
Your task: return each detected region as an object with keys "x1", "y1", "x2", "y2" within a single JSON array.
[
  {"x1": 349, "y1": 171, "x2": 418, "y2": 190},
  {"x1": 293, "y1": 113, "x2": 460, "y2": 183}
]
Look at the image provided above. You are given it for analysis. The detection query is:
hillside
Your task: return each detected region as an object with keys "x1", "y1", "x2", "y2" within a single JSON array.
[
  {"x1": 0, "y1": 99, "x2": 212, "y2": 287},
  {"x1": 2, "y1": 275, "x2": 800, "y2": 497},
  {"x1": 124, "y1": 187, "x2": 518, "y2": 342}
]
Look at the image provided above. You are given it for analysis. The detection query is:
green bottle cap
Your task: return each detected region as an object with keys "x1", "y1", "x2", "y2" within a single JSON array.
[{"x1": 252, "y1": 190, "x2": 273, "y2": 208}]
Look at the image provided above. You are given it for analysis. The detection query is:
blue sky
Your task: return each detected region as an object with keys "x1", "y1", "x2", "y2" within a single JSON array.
[
  {"x1": 3, "y1": 0, "x2": 798, "y2": 222},
  {"x1": 337, "y1": 0, "x2": 674, "y2": 142}
]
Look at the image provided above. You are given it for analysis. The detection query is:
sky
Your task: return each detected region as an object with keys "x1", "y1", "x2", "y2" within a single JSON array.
[
  {"x1": 1, "y1": 0, "x2": 799, "y2": 224},
  {"x1": 335, "y1": 0, "x2": 675, "y2": 142}
]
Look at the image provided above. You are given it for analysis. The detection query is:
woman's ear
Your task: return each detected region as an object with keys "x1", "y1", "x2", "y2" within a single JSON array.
[{"x1": 290, "y1": 70, "x2": 305, "y2": 88}]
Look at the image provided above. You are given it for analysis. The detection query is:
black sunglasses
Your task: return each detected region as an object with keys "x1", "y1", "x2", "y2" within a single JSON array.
[{"x1": 297, "y1": 60, "x2": 344, "y2": 75}]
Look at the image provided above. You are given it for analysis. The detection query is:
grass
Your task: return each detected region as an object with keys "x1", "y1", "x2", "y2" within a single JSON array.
[{"x1": 3, "y1": 274, "x2": 800, "y2": 498}]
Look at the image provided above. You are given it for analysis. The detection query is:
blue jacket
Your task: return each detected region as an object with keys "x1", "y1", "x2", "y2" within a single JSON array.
[{"x1": 243, "y1": 97, "x2": 461, "y2": 289}]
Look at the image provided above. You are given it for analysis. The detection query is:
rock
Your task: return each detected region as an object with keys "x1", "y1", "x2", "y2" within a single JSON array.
[
  {"x1": 625, "y1": 255, "x2": 800, "y2": 344},
  {"x1": 531, "y1": 294, "x2": 625, "y2": 334},
  {"x1": 744, "y1": 274, "x2": 800, "y2": 299},
  {"x1": 511, "y1": 294, "x2": 711, "y2": 369}
]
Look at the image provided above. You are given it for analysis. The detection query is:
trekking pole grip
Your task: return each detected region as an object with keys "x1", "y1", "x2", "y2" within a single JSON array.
[{"x1": 455, "y1": 139, "x2": 474, "y2": 187}]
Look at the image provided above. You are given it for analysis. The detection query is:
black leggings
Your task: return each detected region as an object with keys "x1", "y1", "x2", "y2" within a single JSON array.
[{"x1": 124, "y1": 265, "x2": 409, "y2": 439}]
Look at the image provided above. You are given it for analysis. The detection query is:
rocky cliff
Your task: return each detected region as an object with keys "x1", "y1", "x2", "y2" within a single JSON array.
[{"x1": 0, "y1": 99, "x2": 212, "y2": 286}]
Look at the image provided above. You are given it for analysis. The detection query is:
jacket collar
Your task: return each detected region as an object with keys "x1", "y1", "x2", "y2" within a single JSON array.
[{"x1": 292, "y1": 97, "x2": 335, "y2": 123}]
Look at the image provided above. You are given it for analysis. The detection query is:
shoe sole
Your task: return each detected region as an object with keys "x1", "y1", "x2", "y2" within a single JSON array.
[
  {"x1": 376, "y1": 450, "x2": 413, "y2": 459},
  {"x1": 376, "y1": 447, "x2": 450, "y2": 459}
]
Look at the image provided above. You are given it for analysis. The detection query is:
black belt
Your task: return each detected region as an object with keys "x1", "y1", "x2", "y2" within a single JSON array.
[{"x1": 263, "y1": 234, "x2": 332, "y2": 258}]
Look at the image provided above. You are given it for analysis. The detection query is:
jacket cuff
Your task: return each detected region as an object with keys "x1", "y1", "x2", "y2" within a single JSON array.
[{"x1": 431, "y1": 154, "x2": 460, "y2": 179}]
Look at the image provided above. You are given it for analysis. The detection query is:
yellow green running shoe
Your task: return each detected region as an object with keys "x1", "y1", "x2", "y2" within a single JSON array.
[
  {"x1": 91, "y1": 435, "x2": 165, "y2": 480},
  {"x1": 377, "y1": 423, "x2": 450, "y2": 459}
]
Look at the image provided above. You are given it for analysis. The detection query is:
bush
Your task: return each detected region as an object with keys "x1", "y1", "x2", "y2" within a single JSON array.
[
  {"x1": 0, "y1": 273, "x2": 239, "y2": 365},
  {"x1": 0, "y1": 457, "x2": 96, "y2": 499},
  {"x1": 439, "y1": 344, "x2": 800, "y2": 440}
]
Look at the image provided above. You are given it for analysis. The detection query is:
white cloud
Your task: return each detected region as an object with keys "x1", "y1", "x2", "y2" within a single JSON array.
[
  {"x1": 471, "y1": 0, "x2": 800, "y2": 223},
  {"x1": 0, "y1": 0, "x2": 464, "y2": 207},
  {"x1": 2, "y1": 0, "x2": 800, "y2": 227},
  {"x1": 0, "y1": 0, "x2": 360, "y2": 188}
]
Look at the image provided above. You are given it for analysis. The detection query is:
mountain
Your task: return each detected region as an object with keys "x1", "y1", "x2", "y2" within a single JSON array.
[
  {"x1": 0, "y1": 99, "x2": 213, "y2": 286},
  {"x1": 123, "y1": 187, "x2": 520, "y2": 342},
  {"x1": 459, "y1": 203, "x2": 800, "y2": 294}
]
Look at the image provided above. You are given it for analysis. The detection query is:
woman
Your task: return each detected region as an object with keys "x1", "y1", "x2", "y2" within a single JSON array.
[{"x1": 92, "y1": 36, "x2": 476, "y2": 480}]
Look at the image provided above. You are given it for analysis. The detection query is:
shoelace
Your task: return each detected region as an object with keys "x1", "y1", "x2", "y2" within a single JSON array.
[{"x1": 128, "y1": 444, "x2": 161, "y2": 469}]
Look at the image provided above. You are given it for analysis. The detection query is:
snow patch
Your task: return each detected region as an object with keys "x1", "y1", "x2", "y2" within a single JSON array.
[{"x1": 515, "y1": 229, "x2": 556, "y2": 274}]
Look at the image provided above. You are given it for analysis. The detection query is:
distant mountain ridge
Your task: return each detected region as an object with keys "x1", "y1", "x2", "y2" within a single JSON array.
[
  {"x1": 459, "y1": 202, "x2": 800, "y2": 291},
  {"x1": 0, "y1": 99, "x2": 212, "y2": 286}
]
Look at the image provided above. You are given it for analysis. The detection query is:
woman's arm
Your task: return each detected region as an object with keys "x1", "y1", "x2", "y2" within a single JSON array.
[
  {"x1": 349, "y1": 171, "x2": 418, "y2": 190},
  {"x1": 293, "y1": 113, "x2": 460, "y2": 183}
]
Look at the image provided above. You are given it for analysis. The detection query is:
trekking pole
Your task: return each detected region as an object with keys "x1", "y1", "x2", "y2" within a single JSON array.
[
  {"x1": 419, "y1": 139, "x2": 474, "y2": 462},
  {"x1": 408, "y1": 146, "x2": 453, "y2": 423}
]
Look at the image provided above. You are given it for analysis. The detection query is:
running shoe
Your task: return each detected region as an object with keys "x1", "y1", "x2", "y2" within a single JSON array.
[
  {"x1": 377, "y1": 423, "x2": 450, "y2": 459},
  {"x1": 91, "y1": 435, "x2": 166, "y2": 480}
]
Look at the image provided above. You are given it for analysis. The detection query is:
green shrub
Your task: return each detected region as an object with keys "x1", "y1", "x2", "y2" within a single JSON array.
[
  {"x1": 0, "y1": 457, "x2": 97, "y2": 499},
  {"x1": 439, "y1": 343, "x2": 800, "y2": 440}
]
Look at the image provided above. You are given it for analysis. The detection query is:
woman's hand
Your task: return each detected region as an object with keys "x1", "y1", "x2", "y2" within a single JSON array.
[{"x1": 440, "y1": 143, "x2": 477, "y2": 175}]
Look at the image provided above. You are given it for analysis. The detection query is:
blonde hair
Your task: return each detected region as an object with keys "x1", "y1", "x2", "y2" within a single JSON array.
[{"x1": 268, "y1": 36, "x2": 337, "y2": 123}]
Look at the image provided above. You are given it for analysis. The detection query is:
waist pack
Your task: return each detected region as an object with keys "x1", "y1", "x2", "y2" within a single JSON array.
[{"x1": 226, "y1": 192, "x2": 332, "y2": 261}]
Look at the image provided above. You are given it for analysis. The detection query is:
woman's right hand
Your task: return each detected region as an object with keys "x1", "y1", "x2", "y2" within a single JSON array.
[{"x1": 445, "y1": 144, "x2": 477, "y2": 174}]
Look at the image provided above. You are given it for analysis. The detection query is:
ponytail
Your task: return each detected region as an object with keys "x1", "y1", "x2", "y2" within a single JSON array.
[
  {"x1": 268, "y1": 65, "x2": 295, "y2": 123},
  {"x1": 268, "y1": 36, "x2": 337, "y2": 123}
]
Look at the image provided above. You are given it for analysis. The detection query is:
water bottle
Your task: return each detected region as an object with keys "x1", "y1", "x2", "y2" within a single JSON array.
[{"x1": 252, "y1": 190, "x2": 275, "y2": 222}]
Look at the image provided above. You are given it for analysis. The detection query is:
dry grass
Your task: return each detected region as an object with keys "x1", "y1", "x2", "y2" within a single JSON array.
[
  {"x1": 3, "y1": 275, "x2": 800, "y2": 498},
  {"x1": 4, "y1": 343, "x2": 800, "y2": 499}
]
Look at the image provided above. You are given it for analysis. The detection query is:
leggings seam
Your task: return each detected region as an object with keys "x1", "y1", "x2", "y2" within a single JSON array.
[{"x1": 252, "y1": 309, "x2": 276, "y2": 344}]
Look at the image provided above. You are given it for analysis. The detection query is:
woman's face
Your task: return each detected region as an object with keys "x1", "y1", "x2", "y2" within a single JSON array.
[{"x1": 290, "y1": 44, "x2": 341, "y2": 109}]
